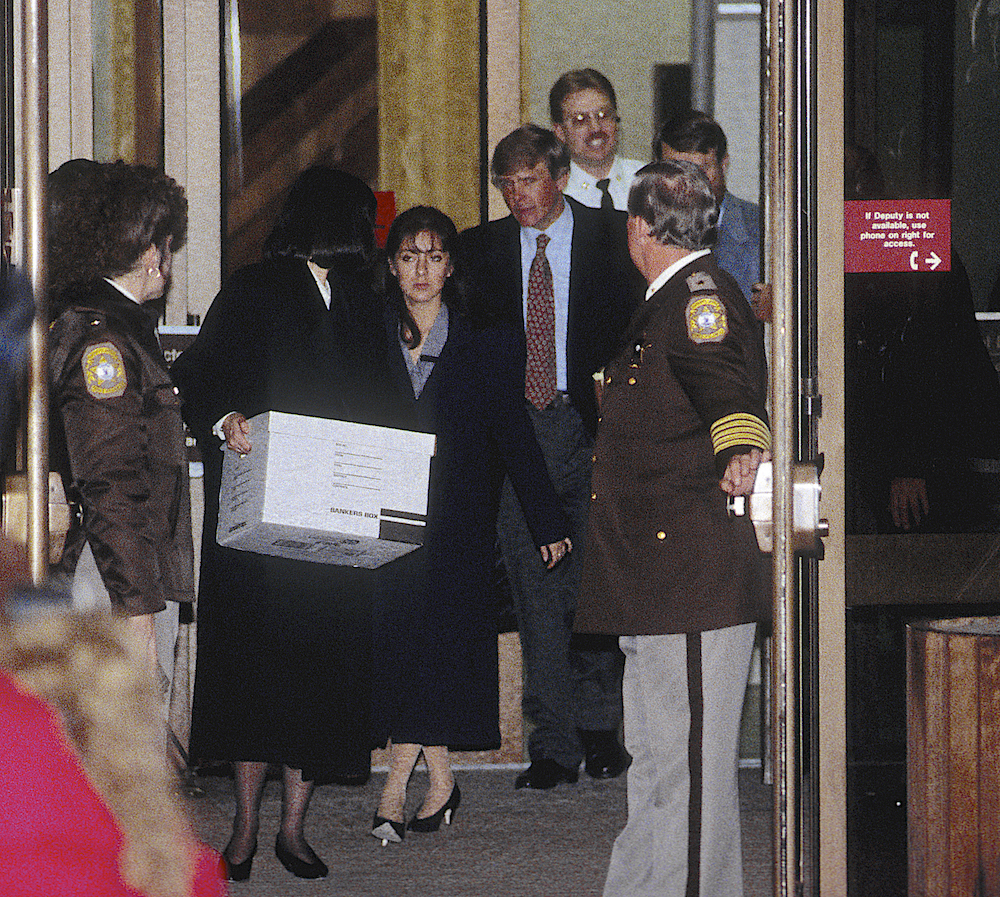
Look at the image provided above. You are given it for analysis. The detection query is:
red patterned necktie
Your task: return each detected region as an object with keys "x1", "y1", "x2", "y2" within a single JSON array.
[{"x1": 524, "y1": 233, "x2": 556, "y2": 410}]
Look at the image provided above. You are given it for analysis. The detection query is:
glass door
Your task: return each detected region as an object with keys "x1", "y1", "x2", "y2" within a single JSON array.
[{"x1": 843, "y1": 1, "x2": 1000, "y2": 894}]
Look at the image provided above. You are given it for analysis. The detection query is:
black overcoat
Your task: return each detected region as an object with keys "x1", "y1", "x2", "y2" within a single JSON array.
[
  {"x1": 171, "y1": 257, "x2": 388, "y2": 778},
  {"x1": 456, "y1": 196, "x2": 642, "y2": 438}
]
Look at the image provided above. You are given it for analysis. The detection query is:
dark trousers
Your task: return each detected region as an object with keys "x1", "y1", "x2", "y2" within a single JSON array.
[{"x1": 498, "y1": 395, "x2": 623, "y2": 767}]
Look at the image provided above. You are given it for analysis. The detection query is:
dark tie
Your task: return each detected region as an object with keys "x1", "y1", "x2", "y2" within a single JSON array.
[
  {"x1": 596, "y1": 178, "x2": 614, "y2": 211},
  {"x1": 524, "y1": 233, "x2": 557, "y2": 410}
]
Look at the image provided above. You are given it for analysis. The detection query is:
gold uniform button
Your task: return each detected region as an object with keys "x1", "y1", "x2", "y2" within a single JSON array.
[
  {"x1": 591, "y1": 492, "x2": 597, "y2": 501},
  {"x1": 605, "y1": 375, "x2": 612, "y2": 385},
  {"x1": 656, "y1": 531, "x2": 666, "y2": 540},
  {"x1": 591, "y1": 454, "x2": 596, "y2": 463},
  {"x1": 628, "y1": 377, "x2": 637, "y2": 385}
]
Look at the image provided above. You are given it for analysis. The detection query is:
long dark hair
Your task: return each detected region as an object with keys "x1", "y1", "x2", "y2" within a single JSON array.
[
  {"x1": 264, "y1": 166, "x2": 377, "y2": 271},
  {"x1": 384, "y1": 206, "x2": 466, "y2": 349}
]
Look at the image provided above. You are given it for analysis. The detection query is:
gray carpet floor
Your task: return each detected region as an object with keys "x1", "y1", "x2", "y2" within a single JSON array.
[{"x1": 182, "y1": 766, "x2": 773, "y2": 897}]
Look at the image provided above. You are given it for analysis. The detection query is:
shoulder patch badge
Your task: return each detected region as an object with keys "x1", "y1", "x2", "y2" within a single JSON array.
[
  {"x1": 686, "y1": 295, "x2": 728, "y2": 343},
  {"x1": 686, "y1": 271, "x2": 718, "y2": 293},
  {"x1": 82, "y1": 343, "x2": 127, "y2": 398}
]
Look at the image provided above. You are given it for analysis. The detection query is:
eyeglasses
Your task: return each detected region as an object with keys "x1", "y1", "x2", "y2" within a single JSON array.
[
  {"x1": 494, "y1": 173, "x2": 543, "y2": 193},
  {"x1": 564, "y1": 109, "x2": 619, "y2": 128}
]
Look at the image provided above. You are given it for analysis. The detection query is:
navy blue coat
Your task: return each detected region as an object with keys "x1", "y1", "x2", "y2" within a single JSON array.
[
  {"x1": 716, "y1": 191, "x2": 761, "y2": 305},
  {"x1": 373, "y1": 308, "x2": 568, "y2": 749},
  {"x1": 456, "y1": 196, "x2": 641, "y2": 437}
]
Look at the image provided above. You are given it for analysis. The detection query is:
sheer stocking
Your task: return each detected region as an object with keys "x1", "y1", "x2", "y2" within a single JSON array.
[
  {"x1": 225, "y1": 761, "x2": 267, "y2": 864},
  {"x1": 416, "y1": 745, "x2": 454, "y2": 820},
  {"x1": 278, "y1": 766, "x2": 322, "y2": 863}
]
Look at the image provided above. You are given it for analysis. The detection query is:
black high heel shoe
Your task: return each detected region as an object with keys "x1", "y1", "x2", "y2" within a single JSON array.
[
  {"x1": 275, "y1": 832, "x2": 328, "y2": 879},
  {"x1": 221, "y1": 839, "x2": 257, "y2": 882},
  {"x1": 371, "y1": 814, "x2": 406, "y2": 845},
  {"x1": 408, "y1": 783, "x2": 461, "y2": 833}
]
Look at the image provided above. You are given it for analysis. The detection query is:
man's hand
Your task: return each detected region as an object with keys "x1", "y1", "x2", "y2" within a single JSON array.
[
  {"x1": 720, "y1": 448, "x2": 770, "y2": 497},
  {"x1": 540, "y1": 537, "x2": 573, "y2": 569},
  {"x1": 222, "y1": 412, "x2": 252, "y2": 455},
  {"x1": 890, "y1": 477, "x2": 929, "y2": 530}
]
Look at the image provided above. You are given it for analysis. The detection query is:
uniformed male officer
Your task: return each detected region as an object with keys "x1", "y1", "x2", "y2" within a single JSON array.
[{"x1": 575, "y1": 160, "x2": 771, "y2": 897}]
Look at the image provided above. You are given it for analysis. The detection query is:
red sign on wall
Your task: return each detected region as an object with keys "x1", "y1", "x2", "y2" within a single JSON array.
[
  {"x1": 844, "y1": 199, "x2": 951, "y2": 273},
  {"x1": 374, "y1": 191, "x2": 397, "y2": 249}
]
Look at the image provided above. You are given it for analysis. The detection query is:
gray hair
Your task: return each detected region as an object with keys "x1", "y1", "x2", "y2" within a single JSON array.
[{"x1": 627, "y1": 160, "x2": 718, "y2": 251}]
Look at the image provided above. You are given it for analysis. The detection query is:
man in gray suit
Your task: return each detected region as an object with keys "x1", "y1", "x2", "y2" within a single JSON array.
[{"x1": 657, "y1": 111, "x2": 771, "y2": 322}]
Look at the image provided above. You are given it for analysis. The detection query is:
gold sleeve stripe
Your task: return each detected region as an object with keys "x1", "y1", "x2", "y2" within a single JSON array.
[{"x1": 711, "y1": 413, "x2": 771, "y2": 455}]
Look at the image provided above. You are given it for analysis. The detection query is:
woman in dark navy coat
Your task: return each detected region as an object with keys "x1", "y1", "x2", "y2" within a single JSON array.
[
  {"x1": 371, "y1": 207, "x2": 571, "y2": 844},
  {"x1": 172, "y1": 168, "x2": 388, "y2": 881}
]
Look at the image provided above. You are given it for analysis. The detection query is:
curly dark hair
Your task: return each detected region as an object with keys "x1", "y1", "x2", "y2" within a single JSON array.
[
  {"x1": 384, "y1": 205, "x2": 466, "y2": 350},
  {"x1": 47, "y1": 160, "x2": 187, "y2": 305}
]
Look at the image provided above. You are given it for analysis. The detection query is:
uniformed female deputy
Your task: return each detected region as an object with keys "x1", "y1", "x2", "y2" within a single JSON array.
[{"x1": 47, "y1": 160, "x2": 191, "y2": 675}]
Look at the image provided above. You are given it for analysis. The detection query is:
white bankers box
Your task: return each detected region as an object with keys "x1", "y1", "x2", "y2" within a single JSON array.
[{"x1": 217, "y1": 411, "x2": 435, "y2": 568}]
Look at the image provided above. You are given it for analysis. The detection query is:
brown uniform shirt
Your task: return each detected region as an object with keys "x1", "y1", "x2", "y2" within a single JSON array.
[
  {"x1": 49, "y1": 280, "x2": 194, "y2": 615},
  {"x1": 575, "y1": 254, "x2": 770, "y2": 636}
]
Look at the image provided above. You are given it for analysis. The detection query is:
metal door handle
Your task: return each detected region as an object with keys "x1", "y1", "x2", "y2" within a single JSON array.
[{"x1": 728, "y1": 456, "x2": 829, "y2": 557}]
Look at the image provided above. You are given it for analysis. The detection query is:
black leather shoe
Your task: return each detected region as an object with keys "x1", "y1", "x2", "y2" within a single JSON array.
[
  {"x1": 221, "y1": 840, "x2": 256, "y2": 882},
  {"x1": 275, "y1": 833, "x2": 328, "y2": 879},
  {"x1": 408, "y1": 783, "x2": 461, "y2": 832},
  {"x1": 579, "y1": 729, "x2": 630, "y2": 780},
  {"x1": 515, "y1": 758, "x2": 580, "y2": 789},
  {"x1": 219, "y1": 844, "x2": 257, "y2": 881},
  {"x1": 371, "y1": 814, "x2": 406, "y2": 845}
]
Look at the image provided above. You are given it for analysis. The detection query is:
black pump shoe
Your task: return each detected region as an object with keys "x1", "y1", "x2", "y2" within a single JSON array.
[
  {"x1": 408, "y1": 783, "x2": 461, "y2": 832},
  {"x1": 275, "y1": 833, "x2": 328, "y2": 879},
  {"x1": 372, "y1": 814, "x2": 406, "y2": 845},
  {"x1": 221, "y1": 840, "x2": 256, "y2": 882}
]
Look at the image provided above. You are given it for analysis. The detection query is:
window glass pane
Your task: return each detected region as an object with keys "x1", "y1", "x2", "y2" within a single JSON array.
[{"x1": 221, "y1": 0, "x2": 378, "y2": 277}]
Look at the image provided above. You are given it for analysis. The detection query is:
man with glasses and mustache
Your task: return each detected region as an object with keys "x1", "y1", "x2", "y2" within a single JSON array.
[{"x1": 550, "y1": 69, "x2": 644, "y2": 213}]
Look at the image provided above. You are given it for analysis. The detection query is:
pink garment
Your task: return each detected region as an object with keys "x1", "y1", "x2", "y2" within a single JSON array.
[{"x1": 0, "y1": 671, "x2": 226, "y2": 897}]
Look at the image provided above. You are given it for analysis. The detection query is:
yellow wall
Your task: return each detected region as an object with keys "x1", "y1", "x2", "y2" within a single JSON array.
[{"x1": 378, "y1": 0, "x2": 481, "y2": 230}]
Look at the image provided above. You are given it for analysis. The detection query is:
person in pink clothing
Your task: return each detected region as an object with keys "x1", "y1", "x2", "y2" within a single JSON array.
[{"x1": 0, "y1": 588, "x2": 226, "y2": 897}]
